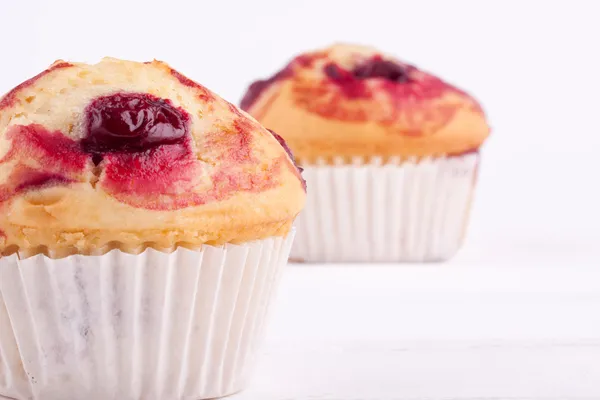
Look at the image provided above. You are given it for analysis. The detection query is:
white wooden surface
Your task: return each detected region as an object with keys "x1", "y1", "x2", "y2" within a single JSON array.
[{"x1": 233, "y1": 246, "x2": 600, "y2": 400}]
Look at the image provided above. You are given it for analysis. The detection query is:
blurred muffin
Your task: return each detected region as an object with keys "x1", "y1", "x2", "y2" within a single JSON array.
[
  {"x1": 0, "y1": 58, "x2": 305, "y2": 399},
  {"x1": 241, "y1": 44, "x2": 489, "y2": 262}
]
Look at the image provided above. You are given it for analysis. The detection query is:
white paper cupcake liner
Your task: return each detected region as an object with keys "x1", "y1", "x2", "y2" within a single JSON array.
[
  {"x1": 291, "y1": 154, "x2": 479, "y2": 263},
  {"x1": 0, "y1": 231, "x2": 295, "y2": 400}
]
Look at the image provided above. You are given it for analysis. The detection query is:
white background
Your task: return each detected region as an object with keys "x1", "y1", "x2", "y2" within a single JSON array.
[{"x1": 1, "y1": 1, "x2": 599, "y2": 399}]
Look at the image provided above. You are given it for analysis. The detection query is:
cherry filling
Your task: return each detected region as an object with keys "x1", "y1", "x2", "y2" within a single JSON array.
[
  {"x1": 268, "y1": 129, "x2": 295, "y2": 162},
  {"x1": 324, "y1": 57, "x2": 411, "y2": 84},
  {"x1": 267, "y1": 129, "x2": 306, "y2": 191},
  {"x1": 82, "y1": 93, "x2": 189, "y2": 162},
  {"x1": 324, "y1": 64, "x2": 354, "y2": 83},
  {"x1": 352, "y1": 58, "x2": 410, "y2": 82}
]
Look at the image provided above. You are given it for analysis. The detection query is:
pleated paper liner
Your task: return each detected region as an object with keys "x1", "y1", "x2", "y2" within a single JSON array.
[
  {"x1": 291, "y1": 154, "x2": 479, "y2": 263},
  {"x1": 0, "y1": 231, "x2": 295, "y2": 400}
]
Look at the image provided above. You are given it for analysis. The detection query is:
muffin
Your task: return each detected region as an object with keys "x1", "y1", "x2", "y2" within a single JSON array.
[
  {"x1": 0, "y1": 58, "x2": 305, "y2": 399},
  {"x1": 241, "y1": 43, "x2": 490, "y2": 262}
]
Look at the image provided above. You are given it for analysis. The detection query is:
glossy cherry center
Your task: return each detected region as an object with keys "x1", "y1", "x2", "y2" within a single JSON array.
[{"x1": 82, "y1": 93, "x2": 189, "y2": 158}]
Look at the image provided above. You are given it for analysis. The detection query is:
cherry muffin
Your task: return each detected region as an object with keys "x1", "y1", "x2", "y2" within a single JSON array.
[
  {"x1": 241, "y1": 44, "x2": 490, "y2": 262},
  {"x1": 0, "y1": 58, "x2": 305, "y2": 400}
]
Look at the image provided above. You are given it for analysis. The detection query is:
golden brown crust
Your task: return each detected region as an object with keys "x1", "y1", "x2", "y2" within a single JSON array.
[
  {"x1": 242, "y1": 44, "x2": 490, "y2": 162},
  {"x1": 0, "y1": 58, "x2": 306, "y2": 255}
]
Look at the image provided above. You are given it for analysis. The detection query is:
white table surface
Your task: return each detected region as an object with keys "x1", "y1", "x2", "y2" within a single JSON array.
[{"x1": 233, "y1": 245, "x2": 600, "y2": 400}]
